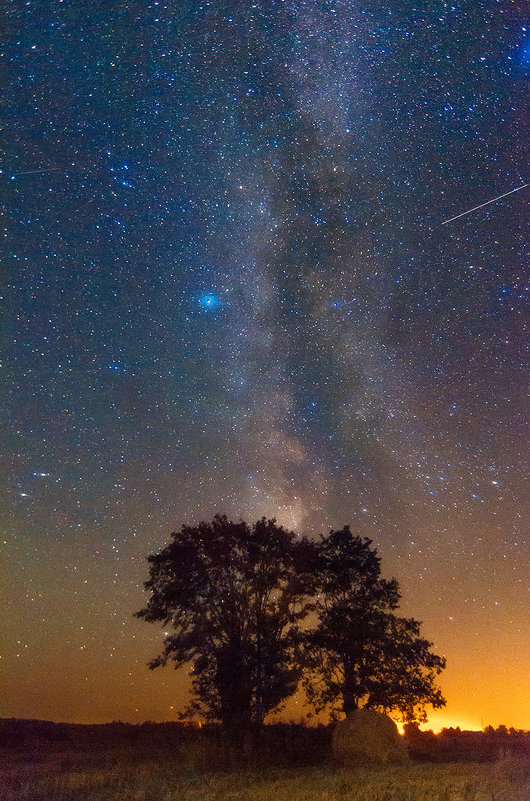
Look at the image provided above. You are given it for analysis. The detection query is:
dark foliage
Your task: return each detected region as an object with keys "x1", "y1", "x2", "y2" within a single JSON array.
[
  {"x1": 0, "y1": 718, "x2": 332, "y2": 770},
  {"x1": 136, "y1": 515, "x2": 316, "y2": 734},
  {"x1": 136, "y1": 516, "x2": 446, "y2": 730},
  {"x1": 403, "y1": 722, "x2": 530, "y2": 763},
  {"x1": 304, "y1": 526, "x2": 446, "y2": 722},
  {"x1": 1, "y1": 719, "x2": 528, "y2": 771}
]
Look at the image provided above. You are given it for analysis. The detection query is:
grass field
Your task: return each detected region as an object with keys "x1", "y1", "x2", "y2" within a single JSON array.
[{"x1": 1, "y1": 747, "x2": 528, "y2": 801}]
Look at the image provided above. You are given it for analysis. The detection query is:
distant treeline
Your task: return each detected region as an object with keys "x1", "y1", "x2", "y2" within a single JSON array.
[
  {"x1": 0, "y1": 719, "x2": 331, "y2": 768},
  {"x1": 1, "y1": 718, "x2": 528, "y2": 768},
  {"x1": 404, "y1": 723, "x2": 530, "y2": 763}
]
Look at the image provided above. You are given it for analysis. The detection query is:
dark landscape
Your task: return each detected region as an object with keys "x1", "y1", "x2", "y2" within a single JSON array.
[{"x1": 1, "y1": 718, "x2": 529, "y2": 801}]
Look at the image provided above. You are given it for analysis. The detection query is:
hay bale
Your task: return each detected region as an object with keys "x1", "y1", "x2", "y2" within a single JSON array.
[{"x1": 332, "y1": 709, "x2": 409, "y2": 766}]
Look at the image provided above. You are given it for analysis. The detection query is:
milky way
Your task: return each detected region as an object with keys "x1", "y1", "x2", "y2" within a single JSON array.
[{"x1": 2, "y1": 1, "x2": 528, "y2": 728}]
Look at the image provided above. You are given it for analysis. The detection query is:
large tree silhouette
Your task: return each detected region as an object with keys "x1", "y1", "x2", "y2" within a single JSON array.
[
  {"x1": 137, "y1": 516, "x2": 445, "y2": 730},
  {"x1": 303, "y1": 526, "x2": 446, "y2": 722},
  {"x1": 135, "y1": 515, "x2": 315, "y2": 735}
]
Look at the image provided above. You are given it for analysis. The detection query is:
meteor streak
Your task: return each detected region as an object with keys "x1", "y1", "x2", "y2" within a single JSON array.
[
  {"x1": 442, "y1": 183, "x2": 528, "y2": 225},
  {"x1": 6, "y1": 167, "x2": 62, "y2": 176}
]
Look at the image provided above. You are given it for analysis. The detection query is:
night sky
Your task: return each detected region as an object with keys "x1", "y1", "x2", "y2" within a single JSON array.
[{"x1": 2, "y1": 1, "x2": 528, "y2": 730}]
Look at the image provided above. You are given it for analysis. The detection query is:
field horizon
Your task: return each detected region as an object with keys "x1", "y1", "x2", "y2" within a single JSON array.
[{"x1": 1, "y1": 716, "x2": 529, "y2": 801}]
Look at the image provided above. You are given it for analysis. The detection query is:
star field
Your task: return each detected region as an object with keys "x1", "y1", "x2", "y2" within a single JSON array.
[{"x1": 1, "y1": 1, "x2": 528, "y2": 729}]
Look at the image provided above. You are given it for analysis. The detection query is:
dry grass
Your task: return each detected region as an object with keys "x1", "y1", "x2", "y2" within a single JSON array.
[{"x1": 1, "y1": 748, "x2": 529, "y2": 801}]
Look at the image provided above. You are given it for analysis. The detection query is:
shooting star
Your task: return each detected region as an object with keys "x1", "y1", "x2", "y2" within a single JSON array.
[
  {"x1": 3, "y1": 167, "x2": 62, "y2": 176},
  {"x1": 442, "y1": 183, "x2": 528, "y2": 225}
]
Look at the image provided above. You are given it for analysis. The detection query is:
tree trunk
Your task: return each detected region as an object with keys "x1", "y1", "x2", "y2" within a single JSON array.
[{"x1": 342, "y1": 670, "x2": 360, "y2": 716}]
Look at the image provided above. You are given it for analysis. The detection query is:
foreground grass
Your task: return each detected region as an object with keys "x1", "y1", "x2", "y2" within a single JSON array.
[{"x1": 1, "y1": 749, "x2": 528, "y2": 801}]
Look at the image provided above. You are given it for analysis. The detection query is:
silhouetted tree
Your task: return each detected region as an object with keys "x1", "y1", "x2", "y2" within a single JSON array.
[
  {"x1": 136, "y1": 515, "x2": 315, "y2": 736},
  {"x1": 303, "y1": 526, "x2": 446, "y2": 722}
]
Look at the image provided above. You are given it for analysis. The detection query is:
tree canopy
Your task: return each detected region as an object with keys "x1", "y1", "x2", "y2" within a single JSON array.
[
  {"x1": 303, "y1": 526, "x2": 446, "y2": 722},
  {"x1": 135, "y1": 515, "x2": 315, "y2": 733},
  {"x1": 136, "y1": 516, "x2": 446, "y2": 731}
]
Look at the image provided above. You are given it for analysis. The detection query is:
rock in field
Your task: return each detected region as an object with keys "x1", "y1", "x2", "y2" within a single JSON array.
[{"x1": 332, "y1": 708, "x2": 409, "y2": 766}]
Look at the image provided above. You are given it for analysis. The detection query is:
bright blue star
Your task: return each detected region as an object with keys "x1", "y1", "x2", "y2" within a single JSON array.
[
  {"x1": 198, "y1": 293, "x2": 220, "y2": 310},
  {"x1": 106, "y1": 362, "x2": 126, "y2": 373}
]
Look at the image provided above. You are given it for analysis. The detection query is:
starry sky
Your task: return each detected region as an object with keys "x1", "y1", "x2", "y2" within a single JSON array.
[{"x1": 1, "y1": 1, "x2": 528, "y2": 731}]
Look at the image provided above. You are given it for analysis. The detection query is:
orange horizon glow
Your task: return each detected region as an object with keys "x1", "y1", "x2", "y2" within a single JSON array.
[
  {"x1": 421, "y1": 712, "x2": 487, "y2": 734},
  {"x1": 392, "y1": 715, "x2": 484, "y2": 735},
  {"x1": 2, "y1": 535, "x2": 528, "y2": 733}
]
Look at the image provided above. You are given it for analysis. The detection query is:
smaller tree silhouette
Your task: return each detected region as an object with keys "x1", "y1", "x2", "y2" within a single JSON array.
[{"x1": 303, "y1": 526, "x2": 446, "y2": 722}]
